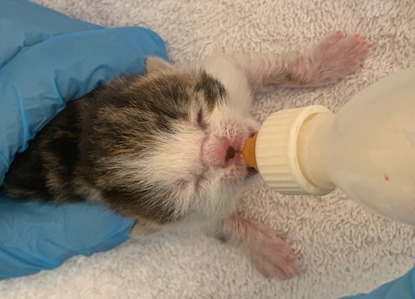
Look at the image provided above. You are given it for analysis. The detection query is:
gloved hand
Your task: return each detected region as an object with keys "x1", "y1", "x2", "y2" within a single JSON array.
[
  {"x1": 340, "y1": 266, "x2": 415, "y2": 299},
  {"x1": 0, "y1": 0, "x2": 168, "y2": 279}
]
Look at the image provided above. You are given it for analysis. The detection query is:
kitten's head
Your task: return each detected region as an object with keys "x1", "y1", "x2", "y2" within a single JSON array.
[{"x1": 88, "y1": 57, "x2": 259, "y2": 224}]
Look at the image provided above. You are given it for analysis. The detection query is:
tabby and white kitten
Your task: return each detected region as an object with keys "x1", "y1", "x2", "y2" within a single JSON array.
[{"x1": 2, "y1": 32, "x2": 370, "y2": 279}]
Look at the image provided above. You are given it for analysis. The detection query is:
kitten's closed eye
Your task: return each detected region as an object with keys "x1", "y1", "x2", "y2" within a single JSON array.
[{"x1": 197, "y1": 109, "x2": 208, "y2": 130}]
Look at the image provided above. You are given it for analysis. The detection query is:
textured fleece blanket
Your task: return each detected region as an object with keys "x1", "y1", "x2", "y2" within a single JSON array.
[{"x1": 1, "y1": 0, "x2": 415, "y2": 298}]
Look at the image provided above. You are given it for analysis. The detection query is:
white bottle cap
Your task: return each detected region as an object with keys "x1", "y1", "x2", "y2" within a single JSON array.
[{"x1": 256, "y1": 105, "x2": 333, "y2": 195}]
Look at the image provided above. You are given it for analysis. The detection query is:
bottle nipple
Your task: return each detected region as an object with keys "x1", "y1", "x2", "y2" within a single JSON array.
[{"x1": 241, "y1": 133, "x2": 258, "y2": 171}]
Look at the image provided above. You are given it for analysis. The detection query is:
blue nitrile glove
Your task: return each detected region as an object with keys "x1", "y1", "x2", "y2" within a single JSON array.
[
  {"x1": 0, "y1": 197, "x2": 133, "y2": 280},
  {"x1": 0, "y1": 0, "x2": 168, "y2": 279},
  {"x1": 340, "y1": 266, "x2": 415, "y2": 299}
]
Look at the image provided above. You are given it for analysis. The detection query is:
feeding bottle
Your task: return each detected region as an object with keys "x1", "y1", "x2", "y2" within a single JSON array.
[{"x1": 242, "y1": 67, "x2": 415, "y2": 226}]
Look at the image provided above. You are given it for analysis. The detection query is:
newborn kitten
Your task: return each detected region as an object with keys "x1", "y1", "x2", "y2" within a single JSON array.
[{"x1": 2, "y1": 31, "x2": 370, "y2": 279}]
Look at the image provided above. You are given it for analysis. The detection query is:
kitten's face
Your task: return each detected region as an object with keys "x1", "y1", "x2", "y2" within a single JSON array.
[{"x1": 97, "y1": 60, "x2": 259, "y2": 222}]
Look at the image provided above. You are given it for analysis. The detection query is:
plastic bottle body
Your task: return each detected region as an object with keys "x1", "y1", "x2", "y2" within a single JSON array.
[
  {"x1": 321, "y1": 67, "x2": 415, "y2": 225},
  {"x1": 248, "y1": 67, "x2": 415, "y2": 226}
]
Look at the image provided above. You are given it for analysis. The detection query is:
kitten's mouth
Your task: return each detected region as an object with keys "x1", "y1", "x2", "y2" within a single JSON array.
[
  {"x1": 246, "y1": 166, "x2": 258, "y2": 177},
  {"x1": 189, "y1": 126, "x2": 259, "y2": 189}
]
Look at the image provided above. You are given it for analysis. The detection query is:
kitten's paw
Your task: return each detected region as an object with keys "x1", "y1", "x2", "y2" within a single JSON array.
[
  {"x1": 310, "y1": 31, "x2": 371, "y2": 83},
  {"x1": 246, "y1": 222, "x2": 299, "y2": 279}
]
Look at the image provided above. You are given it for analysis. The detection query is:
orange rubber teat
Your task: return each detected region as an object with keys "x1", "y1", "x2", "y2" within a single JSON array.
[{"x1": 241, "y1": 133, "x2": 258, "y2": 171}]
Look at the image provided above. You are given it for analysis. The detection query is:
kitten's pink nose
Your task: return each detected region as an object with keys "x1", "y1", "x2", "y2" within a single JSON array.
[{"x1": 201, "y1": 136, "x2": 236, "y2": 168}]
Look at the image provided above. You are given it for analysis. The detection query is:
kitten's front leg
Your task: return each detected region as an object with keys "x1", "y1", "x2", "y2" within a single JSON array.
[
  {"x1": 231, "y1": 31, "x2": 370, "y2": 88},
  {"x1": 215, "y1": 214, "x2": 299, "y2": 279}
]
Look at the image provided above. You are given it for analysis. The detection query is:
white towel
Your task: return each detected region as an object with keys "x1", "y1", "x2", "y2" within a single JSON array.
[{"x1": 1, "y1": 0, "x2": 415, "y2": 298}]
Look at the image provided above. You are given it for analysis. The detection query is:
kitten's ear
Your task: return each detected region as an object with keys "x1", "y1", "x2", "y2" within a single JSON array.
[{"x1": 144, "y1": 56, "x2": 173, "y2": 74}]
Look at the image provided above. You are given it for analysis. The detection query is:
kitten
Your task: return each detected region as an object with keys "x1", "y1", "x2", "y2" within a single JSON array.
[{"x1": 1, "y1": 31, "x2": 370, "y2": 279}]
